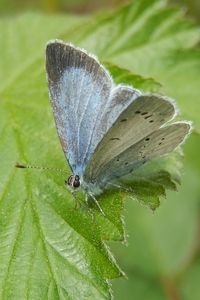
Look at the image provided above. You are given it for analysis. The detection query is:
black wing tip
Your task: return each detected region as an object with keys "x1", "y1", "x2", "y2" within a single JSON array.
[
  {"x1": 46, "y1": 39, "x2": 101, "y2": 64},
  {"x1": 45, "y1": 39, "x2": 113, "y2": 85},
  {"x1": 46, "y1": 39, "x2": 72, "y2": 53},
  {"x1": 46, "y1": 40, "x2": 73, "y2": 82}
]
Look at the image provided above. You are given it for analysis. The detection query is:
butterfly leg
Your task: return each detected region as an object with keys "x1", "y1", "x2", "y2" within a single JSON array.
[
  {"x1": 88, "y1": 192, "x2": 106, "y2": 217},
  {"x1": 83, "y1": 193, "x2": 95, "y2": 221},
  {"x1": 71, "y1": 190, "x2": 83, "y2": 210}
]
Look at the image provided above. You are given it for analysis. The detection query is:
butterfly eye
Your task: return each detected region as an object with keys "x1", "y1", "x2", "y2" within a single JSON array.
[
  {"x1": 73, "y1": 175, "x2": 80, "y2": 188},
  {"x1": 66, "y1": 175, "x2": 80, "y2": 188}
]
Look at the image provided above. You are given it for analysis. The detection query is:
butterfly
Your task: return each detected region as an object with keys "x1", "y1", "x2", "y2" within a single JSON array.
[{"x1": 46, "y1": 40, "x2": 191, "y2": 212}]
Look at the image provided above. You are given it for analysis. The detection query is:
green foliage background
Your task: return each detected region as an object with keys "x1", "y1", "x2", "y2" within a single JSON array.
[{"x1": 0, "y1": 1, "x2": 200, "y2": 299}]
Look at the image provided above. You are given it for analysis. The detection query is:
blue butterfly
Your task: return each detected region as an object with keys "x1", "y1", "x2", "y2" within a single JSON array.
[{"x1": 46, "y1": 40, "x2": 190, "y2": 212}]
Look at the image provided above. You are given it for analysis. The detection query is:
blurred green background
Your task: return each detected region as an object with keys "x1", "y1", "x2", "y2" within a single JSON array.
[
  {"x1": 0, "y1": 1, "x2": 199, "y2": 300},
  {"x1": 1, "y1": 0, "x2": 200, "y2": 19},
  {"x1": 0, "y1": 0, "x2": 128, "y2": 15}
]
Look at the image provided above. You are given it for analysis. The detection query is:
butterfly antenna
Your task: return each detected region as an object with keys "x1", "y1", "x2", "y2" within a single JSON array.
[
  {"x1": 88, "y1": 192, "x2": 106, "y2": 217},
  {"x1": 15, "y1": 163, "x2": 67, "y2": 174}
]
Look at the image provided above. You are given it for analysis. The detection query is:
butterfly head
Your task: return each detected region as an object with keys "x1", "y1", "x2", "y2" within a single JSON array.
[{"x1": 66, "y1": 174, "x2": 81, "y2": 189}]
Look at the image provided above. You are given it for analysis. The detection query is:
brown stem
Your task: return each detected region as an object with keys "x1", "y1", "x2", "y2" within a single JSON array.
[{"x1": 161, "y1": 277, "x2": 181, "y2": 300}]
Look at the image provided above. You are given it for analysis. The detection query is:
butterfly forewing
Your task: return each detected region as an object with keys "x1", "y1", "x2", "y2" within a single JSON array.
[
  {"x1": 46, "y1": 41, "x2": 141, "y2": 176},
  {"x1": 46, "y1": 41, "x2": 113, "y2": 175},
  {"x1": 84, "y1": 95, "x2": 176, "y2": 182}
]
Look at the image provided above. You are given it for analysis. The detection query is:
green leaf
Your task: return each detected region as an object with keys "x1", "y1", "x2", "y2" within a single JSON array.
[
  {"x1": 0, "y1": 0, "x2": 199, "y2": 299},
  {"x1": 104, "y1": 62, "x2": 161, "y2": 92}
]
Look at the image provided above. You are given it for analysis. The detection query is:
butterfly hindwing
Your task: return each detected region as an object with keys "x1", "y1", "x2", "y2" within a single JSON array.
[
  {"x1": 84, "y1": 95, "x2": 176, "y2": 183},
  {"x1": 92, "y1": 122, "x2": 190, "y2": 185}
]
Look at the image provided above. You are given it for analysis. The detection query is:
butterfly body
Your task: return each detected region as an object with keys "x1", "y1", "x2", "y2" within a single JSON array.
[{"x1": 46, "y1": 40, "x2": 191, "y2": 200}]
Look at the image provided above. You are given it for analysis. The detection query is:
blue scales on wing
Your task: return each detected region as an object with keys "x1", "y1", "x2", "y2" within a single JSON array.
[{"x1": 46, "y1": 41, "x2": 141, "y2": 176}]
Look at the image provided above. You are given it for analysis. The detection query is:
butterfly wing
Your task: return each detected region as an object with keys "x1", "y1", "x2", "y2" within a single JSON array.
[
  {"x1": 84, "y1": 94, "x2": 177, "y2": 183},
  {"x1": 88, "y1": 122, "x2": 190, "y2": 186},
  {"x1": 46, "y1": 41, "x2": 140, "y2": 175}
]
